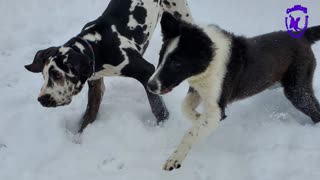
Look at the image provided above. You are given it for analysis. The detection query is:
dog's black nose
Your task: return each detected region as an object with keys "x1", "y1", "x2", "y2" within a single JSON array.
[
  {"x1": 147, "y1": 80, "x2": 159, "y2": 93},
  {"x1": 38, "y1": 94, "x2": 51, "y2": 106}
]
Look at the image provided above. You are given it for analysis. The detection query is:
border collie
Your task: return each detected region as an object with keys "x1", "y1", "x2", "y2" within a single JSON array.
[{"x1": 148, "y1": 12, "x2": 320, "y2": 171}]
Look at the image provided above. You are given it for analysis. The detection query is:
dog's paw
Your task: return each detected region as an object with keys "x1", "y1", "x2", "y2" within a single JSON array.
[{"x1": 163, "y1": 152, "x2": 185, "y2": 171}]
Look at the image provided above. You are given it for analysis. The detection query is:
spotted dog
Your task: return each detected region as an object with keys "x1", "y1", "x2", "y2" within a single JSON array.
[
  {"x1": 25, "y1": 0, "x2": 193, "y2": 133},
  {"x1": 148, "y1": 12, "x2": 320, "y2": 171}
]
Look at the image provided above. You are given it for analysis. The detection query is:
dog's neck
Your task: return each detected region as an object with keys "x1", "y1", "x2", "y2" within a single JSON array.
[
  {"x1": 188, "y1": 25, "x2": 232, "y2": 96},
  {"x1": 66, "y1": 36, "x2": 97, "y2": 78}
]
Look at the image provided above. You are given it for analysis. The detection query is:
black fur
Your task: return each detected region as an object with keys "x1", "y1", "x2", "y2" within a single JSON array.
[
  {"x1": 153, "y1": 12, "x2": 320, "y2": 123},
  {"x1": 25, "y1": 47, "x2": 59, "y2": 73},
  {"x1": 151, "y1": 12, "x2": 214, "y2": 93},
  {"x1": 24, "y1": 0, "x2": 198, "y2": 131},
  {"x1": 305, "y1": 26, "x2": 320, "y2": 44}
]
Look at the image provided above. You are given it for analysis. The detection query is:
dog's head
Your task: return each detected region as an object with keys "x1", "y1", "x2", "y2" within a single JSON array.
[
  {"x1": 147, "y1": 12, "x2": 213, "y2": 95},
  {"x1": 25, "y1": 46, "x2": 94, "y2": 107}
]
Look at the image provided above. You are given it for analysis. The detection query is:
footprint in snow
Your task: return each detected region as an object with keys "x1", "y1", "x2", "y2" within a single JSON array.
[
  {"x1": 0, "y1": 144, "x2": 7, "y2": 149},
  {"x1": 65, "y1": 130, "x2": 82, "y2": 144},
  {"x1": 98, "y1": 157, "x2": 125, "y2": 171}
]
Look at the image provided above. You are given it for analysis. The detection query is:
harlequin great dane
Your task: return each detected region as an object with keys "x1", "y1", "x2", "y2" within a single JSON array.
[
  {"x1": 148, "y1": 12, "x2": 320, "y2": 170},
  {"x1": 25, "y1": 0, "x2": 193, "y2": 133}
]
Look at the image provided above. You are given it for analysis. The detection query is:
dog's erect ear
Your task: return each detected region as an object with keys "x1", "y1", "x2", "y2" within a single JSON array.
[
  {"x1": 161, "y1": 12, "x2": 181, "y2": 40},
  {"x1": 25, "y1": 47, "x2": 58, "y2": 73},
  {"x1": 67, "y1": 49, "x2": 93, "y2": 78}
]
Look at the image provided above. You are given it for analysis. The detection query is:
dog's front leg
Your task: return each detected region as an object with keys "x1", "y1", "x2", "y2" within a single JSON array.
[
  {"x1": 79, "y1": 78, "x2": 105, "y2": 133},
  {"x1": 163, "y1": 100, "x2": 221, "y2": 171},
  {"x1": 121, "y1": 53, "x2": 169, "y2": 124},
  {"x1": 182, "y1": 87, "x2": 202, "y2": 123}
]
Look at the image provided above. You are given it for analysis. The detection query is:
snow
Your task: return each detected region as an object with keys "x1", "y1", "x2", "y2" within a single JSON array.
[{"x1": 1, "y1": 0, "x2": 320, "y2": 179}]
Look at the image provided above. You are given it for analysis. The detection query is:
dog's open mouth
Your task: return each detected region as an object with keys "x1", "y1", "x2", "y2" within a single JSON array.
[{"x1": 160, "y1": 85, "x2": 178, "y2": 95}]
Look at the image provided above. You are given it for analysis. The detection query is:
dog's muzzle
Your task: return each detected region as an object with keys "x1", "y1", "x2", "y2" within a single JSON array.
[
  {"x1": 38, "y1": 94, "x2": 57, "y2": 107},
  {"x1": 147, "y1": 80, "x2": 160, "y2": 94}
]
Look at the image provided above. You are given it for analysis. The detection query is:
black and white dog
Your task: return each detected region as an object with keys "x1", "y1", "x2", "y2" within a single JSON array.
[
  {"x1": 25, "y1": 0, "x2": 193, "y2": 132},
  {"x1": 148, "y1": 12, "x2": 320, "y2": 171}
]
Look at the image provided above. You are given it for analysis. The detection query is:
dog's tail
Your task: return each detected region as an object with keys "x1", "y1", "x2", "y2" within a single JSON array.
[{"x1": 304, "y1": 25, "x2": 320, "y2": 44}]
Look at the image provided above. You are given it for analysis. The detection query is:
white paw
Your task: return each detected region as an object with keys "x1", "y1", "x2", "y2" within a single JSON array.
[{"x1": 163, "y1": 151, "x2": 186, "y2": 171}]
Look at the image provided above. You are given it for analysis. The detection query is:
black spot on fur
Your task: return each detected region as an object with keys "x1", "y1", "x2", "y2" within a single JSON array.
[
  {"x1": 143, "y1": 24, "x2": 148, "y2": 30},
  {"x1": 173, "y1": 11, "x2": 182, "y2": 19},
  {"x1": 100, "y1": 0, "x2": 149, "y2": 46},
  {"x1": 132, "y1": 6, "x2": 147, "y2": 24},
  {"x1": 163, "y1": 0, "x2": 170, "y2": 6},
  {"x1": 27, "y1": 0, "x2": 172, "y2": 127},
  {"x1": 47, "y1": 79, "x2": 54, "y2": 88}
]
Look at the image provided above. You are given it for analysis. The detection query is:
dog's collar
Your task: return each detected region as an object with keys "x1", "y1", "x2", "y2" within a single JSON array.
[{"x1": 68, "y1": 37, "x2": 96, "y2": 78}]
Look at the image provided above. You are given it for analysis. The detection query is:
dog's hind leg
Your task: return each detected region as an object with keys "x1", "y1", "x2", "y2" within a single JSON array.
[
  {"x1": 283, "y1": 85, "x2": 320, "y2": 123},
  {"x1": 162, "y1": 0, "x2": 194, "y2": 22},
  {"x1": 79, "y1": 78, "x2": 105, "y2": 133},
  {"x1": 121, "y1": 54, "x2": 169, "y2": 124},
  {"x1": 282, "y1": 57, "x2": 320, "y2": 123}
]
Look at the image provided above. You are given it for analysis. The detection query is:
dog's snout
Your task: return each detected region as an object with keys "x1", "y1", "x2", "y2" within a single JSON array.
[
  {"x1": 38, "y1": 94, "x2": 53, "y2": 106},
  {"x1": 147, "y1": 80, "x2": 160, "y2": 94}
]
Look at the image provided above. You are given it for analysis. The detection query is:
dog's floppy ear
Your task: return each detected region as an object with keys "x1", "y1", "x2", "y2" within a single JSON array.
[
  {"x1": 161, "y1": 12, "x2": 181, "y2": 40},
  {"x1": 67, "y1": 49, "x2": 93, "y2": 78},
  {"x1": 25, "y1": 47, "x2": 58, "y2": 73}
]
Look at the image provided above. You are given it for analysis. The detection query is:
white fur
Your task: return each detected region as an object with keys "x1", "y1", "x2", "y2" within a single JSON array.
[
  {"x1": 74, "y1": 42, "x2": 85, "y2": 53},
  {"x1": 39, "y1": 60, "x2": 74, "y2": 105},
  {"x1": 127, "y1": 15, "x2": 139, "y2": 30},
  {"x1": 163, "y1": 25, "x2": 232, "y2": 171},
  {"x1": 84, "y1": 24, "x2": 95, "y2": 31},
  {"x1": 127, "y1": 0, "x2": 140, "y2": 29},
  {"x1": 162, "y1": 0, "x2": 194, "y2": 22},
  {"x1": 127, "y1": 0, "x2": 161, "y2": 51},
  {"x1": 182, "y1": 89, "x2": 202, "y2": 123},
  {"x1": 148, "y1": 36, "x2": 180, "y2": 94},
  {"x1": 92, "y1": 0, "x2": 194, "y2": 80},
  {"x1": 59, "y1": 47, "x2": 71, "y2": 55},
  {"x1": 82, "y1": 32, "x2": 102, "y2": 43}
]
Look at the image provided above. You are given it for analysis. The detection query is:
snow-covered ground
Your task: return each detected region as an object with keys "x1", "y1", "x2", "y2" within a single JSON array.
[{"x1": 1, "y1": 0, "x2": 320, "y2": 179}]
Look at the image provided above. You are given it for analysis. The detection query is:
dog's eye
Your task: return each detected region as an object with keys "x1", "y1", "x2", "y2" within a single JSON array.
[{"x1": 51, "y1": 70, "x2": 62, "y2": 80}]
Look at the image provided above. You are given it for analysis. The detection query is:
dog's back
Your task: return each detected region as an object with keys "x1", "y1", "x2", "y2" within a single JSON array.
[{"x1": 225, "y1": 26, "x2": 320, "y2": 102}]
